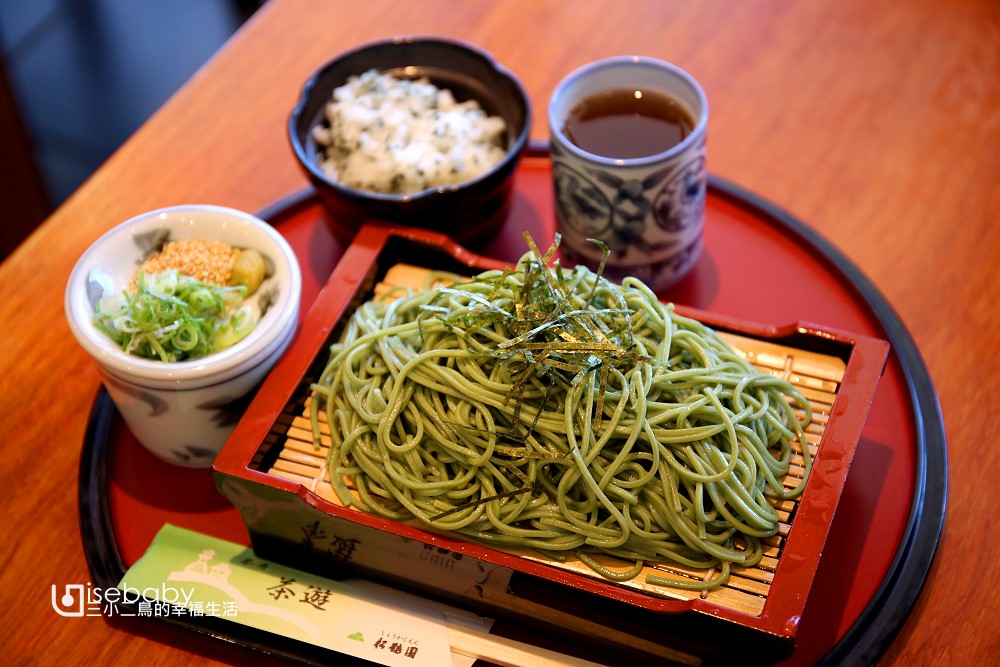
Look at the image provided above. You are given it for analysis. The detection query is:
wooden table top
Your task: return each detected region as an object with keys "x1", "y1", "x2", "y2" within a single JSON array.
[{"x1": 1, "y1": 0, "x2": 997, "y2": 664}]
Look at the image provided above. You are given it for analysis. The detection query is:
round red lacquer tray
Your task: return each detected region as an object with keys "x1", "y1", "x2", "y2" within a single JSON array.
[{"x1": 79, "y1": 145, "x2": 946, "y2": 666}]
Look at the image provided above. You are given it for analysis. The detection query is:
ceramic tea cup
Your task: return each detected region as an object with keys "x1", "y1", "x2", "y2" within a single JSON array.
[{"x1": 549, "y1": 56, "x2": 708, "y2": 291}]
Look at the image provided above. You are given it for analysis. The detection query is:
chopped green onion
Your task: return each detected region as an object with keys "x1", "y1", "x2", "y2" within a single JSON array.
[{"x1": 93, "y1": 269, "x2": 253, "y2": 362}]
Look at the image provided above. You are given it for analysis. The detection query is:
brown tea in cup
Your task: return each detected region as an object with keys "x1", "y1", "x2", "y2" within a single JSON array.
[{"x1": 563, "y1": 88, "x2": 696, "y2": 159}]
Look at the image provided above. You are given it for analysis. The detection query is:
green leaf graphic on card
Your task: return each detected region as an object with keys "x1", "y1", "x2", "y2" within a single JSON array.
[{"x1": 347, "y1": 632, "x2": 364, "y2": 642}]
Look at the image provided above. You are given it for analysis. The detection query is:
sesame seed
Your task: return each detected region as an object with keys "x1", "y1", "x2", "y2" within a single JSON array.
[{"x1": 139, "y1": 238, "x2": 240, "y2": 285}]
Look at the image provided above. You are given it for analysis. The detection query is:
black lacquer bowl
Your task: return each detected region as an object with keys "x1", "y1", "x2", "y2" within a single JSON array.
[{"x1": 289, "y1": 35, "x2": 531, "y2": 248}]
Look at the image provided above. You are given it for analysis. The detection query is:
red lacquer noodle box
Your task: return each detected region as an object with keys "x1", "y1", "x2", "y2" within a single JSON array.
[{"x1": 213, "y1": 222, "x2": 889, "y2": 664}]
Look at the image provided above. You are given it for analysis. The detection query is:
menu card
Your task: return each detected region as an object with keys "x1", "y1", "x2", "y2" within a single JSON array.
[{"x1": 119, "y1": 524, "x2": 494, "y2": 667}]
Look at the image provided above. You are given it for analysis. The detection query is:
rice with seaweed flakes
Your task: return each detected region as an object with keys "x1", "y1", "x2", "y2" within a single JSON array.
[{"x1": 311, "y1": 70, "x2": 507, "y2": 195}]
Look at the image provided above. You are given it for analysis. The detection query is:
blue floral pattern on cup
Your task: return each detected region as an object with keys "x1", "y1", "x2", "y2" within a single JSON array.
[{"x1": 552, "y1": 136, "x2": 707, "y2": 290}]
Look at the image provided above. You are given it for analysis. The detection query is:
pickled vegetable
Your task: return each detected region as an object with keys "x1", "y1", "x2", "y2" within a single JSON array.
[{"x1": 230, "y1": 248, "x2": 266, "y2": 295}]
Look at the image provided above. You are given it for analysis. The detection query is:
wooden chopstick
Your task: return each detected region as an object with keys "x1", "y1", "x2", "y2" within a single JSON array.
[{"x1": 446, "y1": 622, "x2": 612, "y2": 667}]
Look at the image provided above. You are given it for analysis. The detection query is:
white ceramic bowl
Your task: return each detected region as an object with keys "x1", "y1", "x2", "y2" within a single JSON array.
[{"x1": 65, "y1": 205, "x2": 302, "y2": 467}]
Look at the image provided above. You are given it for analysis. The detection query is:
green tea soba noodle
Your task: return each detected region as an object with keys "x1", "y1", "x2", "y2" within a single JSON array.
[{"x1": 310, "y1": 237, "x2": 812, "y2": 591}]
